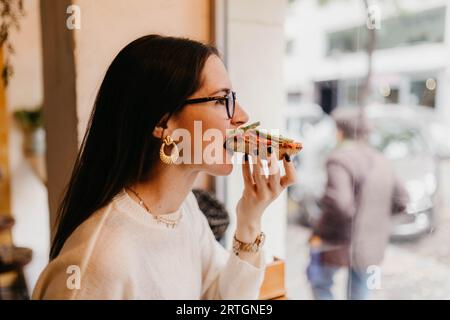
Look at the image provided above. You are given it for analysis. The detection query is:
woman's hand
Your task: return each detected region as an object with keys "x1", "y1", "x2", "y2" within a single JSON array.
[{"x1": 235, "y1": 148, "x2": 297, "y2": 243}]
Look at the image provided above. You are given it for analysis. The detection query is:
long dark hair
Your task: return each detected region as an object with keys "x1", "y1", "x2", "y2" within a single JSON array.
[{"x1": 50, "y1": 35, "x2": 218, "y2": 260}]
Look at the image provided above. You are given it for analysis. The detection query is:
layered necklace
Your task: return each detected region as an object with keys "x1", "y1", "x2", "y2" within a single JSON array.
[{"x1": 125, "y1": 187, "x2": 182, "y2": 229}]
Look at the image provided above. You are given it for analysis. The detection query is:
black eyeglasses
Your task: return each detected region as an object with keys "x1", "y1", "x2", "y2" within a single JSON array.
[{"x1": 184, "y1": 91, "x2": 236, "y2": 119}]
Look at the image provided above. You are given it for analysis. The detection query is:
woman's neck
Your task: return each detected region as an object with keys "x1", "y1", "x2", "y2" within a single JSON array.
[{"x1": 129, "y1": 165, "x2": 199, "y2": 216}]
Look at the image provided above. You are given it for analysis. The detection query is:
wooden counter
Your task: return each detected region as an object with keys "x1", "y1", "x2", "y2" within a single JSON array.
[{"x1": 259, "y1": 257, "x2": 287, "y2": 300}]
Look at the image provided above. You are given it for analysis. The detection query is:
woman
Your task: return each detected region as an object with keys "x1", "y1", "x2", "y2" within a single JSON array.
[{"x1": 32, "y1": 35, "x2": 296, "y2": 299}]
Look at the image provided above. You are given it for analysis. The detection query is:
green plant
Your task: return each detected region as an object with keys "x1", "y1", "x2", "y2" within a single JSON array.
[
  {"x1": 0, "y1": 0, "x2": 25, "y2": 86},
  {"x1": 13, "y1": 107, "x2": 43, "y2": 132}
]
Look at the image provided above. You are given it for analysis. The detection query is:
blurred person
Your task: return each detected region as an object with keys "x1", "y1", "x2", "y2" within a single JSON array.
[
  {"x1": 32, "y1": 35, "x2": 297, "y2": 299},
  {"x1": 306, "y1": 107, "x2": 408, "y2": 300}
]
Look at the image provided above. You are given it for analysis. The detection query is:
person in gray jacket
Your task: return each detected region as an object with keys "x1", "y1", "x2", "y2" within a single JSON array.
[{"x1": 307, "y1": 107, "x2": 409, "y2": 300}]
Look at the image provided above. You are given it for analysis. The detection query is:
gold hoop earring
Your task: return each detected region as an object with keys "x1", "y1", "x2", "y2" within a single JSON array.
[{"x1": 159, "y1": 136, "x2": 179, "y2": 165}]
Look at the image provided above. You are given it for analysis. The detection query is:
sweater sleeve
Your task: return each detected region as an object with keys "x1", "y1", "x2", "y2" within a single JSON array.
[{"x1": 190, "y1": 194, "x2": 266, "y2": 300}]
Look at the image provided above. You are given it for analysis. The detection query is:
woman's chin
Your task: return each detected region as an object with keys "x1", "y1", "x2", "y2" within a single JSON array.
[{"x1": 206, "y1": 163, "x2": 234, "y2": 176}]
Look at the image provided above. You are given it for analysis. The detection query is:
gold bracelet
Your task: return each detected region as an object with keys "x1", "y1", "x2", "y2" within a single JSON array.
[{"x1": 232, "y1": 232, "x2": 265, "y2": 256}]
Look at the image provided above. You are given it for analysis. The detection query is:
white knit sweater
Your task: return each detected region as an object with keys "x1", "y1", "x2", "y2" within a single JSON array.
[{"x1": 32, "y1": 190, "x2": 266, "y2": 300}]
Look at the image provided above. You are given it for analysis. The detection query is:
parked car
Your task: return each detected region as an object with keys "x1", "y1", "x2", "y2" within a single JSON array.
[{"x1": 287, "y1": 103, "x2": 449, "y2": 240}]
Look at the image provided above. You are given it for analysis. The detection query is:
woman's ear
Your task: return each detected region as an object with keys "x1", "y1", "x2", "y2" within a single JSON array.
[
  {"x1": 152, "y1": 113, "x2": 170, "y2": 139},
  {"x1": 152, "y1": 125, "x2": 165, "y2": 139}
]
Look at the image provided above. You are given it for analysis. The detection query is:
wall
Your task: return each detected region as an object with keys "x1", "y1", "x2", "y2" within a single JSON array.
[{"x1": 73, "y1": 0, "x2": 212, "y2": 138}]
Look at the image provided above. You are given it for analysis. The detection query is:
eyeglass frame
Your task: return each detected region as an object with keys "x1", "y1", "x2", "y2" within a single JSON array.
[{"x1": 183, "y1": 91, "x2": 236, "y2": 120}]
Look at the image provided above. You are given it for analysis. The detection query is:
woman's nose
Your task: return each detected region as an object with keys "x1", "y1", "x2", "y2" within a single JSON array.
[{"x1": 231, "y1": 102, "x2": 249, "y2": 128}]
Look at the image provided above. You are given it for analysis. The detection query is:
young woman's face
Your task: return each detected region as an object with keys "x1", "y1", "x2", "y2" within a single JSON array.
[{"x1": 169, "y1": 54, "x2": 249, "y2": 176}]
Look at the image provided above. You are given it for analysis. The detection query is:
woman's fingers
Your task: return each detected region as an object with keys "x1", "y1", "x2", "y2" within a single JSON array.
[
  {"x1": 251, "y1": 152, "x2": 268, "y2": 189},
  {"x1": 241, "y1": 154, "x2": 255, "y2": 187},
  {"x1": 280, "y1": 154, "x2": 297, "y2": 188},
  {"x1": 240, "y1": 148, "x2": 298, "y2": 213},
  {"x1": 267, "y1": 148, "x2": 281, "y2": 192}
]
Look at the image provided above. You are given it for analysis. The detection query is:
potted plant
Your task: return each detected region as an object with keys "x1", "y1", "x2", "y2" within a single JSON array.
[
  {"x1": 13, "y1": 107, "x2": 44, "y2": 156},
  {"x1": 13, "y1": 107, "x2": 46, "y2": 184}
]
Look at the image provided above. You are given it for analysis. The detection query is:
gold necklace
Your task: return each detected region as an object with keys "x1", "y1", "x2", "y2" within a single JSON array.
[{"x1": 125, "y1": 187, "x2": 182, "y2": 229}]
